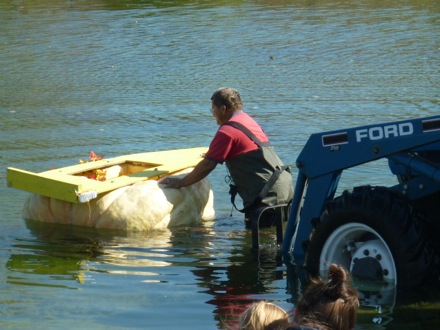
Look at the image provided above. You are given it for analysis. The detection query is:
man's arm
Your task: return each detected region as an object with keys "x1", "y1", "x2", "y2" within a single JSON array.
[{"x1": 160, "y1": 158, "x2": 217, "y2": 189}]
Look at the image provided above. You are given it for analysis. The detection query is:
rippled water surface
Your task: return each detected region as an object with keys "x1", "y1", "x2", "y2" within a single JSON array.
[{"x1": 1, "y1": 0, "x2": 439, "y2": 329}]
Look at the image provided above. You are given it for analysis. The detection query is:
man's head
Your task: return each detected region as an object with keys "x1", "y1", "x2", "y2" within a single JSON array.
[
  {"x1": 211, "y1": 87, "x2": 243, "y2": 111},
  {"x1": 210, "y1": 87, "x2": 243, "y2": 125}
]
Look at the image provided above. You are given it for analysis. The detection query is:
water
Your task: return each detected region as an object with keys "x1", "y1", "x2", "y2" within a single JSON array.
[{"x1": 1, "y1": 0, "x2": 439, "y2": 329}]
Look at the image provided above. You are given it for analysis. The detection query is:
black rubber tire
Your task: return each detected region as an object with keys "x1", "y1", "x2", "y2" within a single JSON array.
[{"x1": 304, "y1": 186, "x2": 439, "y2": 288}]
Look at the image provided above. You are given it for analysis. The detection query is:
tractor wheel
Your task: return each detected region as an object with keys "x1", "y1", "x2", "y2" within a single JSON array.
[{"x1": 305, "y1": 186, "x2": 438, "y2": 288}]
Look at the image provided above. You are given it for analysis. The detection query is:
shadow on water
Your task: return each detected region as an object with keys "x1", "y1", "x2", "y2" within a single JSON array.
[
  {"x1": 6, "y1": 219, "x2": 440, "y2": 329},
  {"x1": 355, "y1": 283, "x2": 440, "y2": 329}
]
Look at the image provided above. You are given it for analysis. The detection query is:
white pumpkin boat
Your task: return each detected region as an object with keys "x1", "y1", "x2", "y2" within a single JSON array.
[{"x1": 6, "y1": 147, "x2": 215, "y2": 230}]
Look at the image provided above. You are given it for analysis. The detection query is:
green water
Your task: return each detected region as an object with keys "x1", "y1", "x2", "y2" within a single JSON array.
[{"x1": 1, "y1": 0, "x2": 439, "y2": 329}]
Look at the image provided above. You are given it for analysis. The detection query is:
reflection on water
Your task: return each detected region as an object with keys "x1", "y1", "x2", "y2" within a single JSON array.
[
  {"x1": 8, "y1": 220, "x2": 440, "y2": 329},
  {"x1": 355, "y1": 280, "x2": 397, "y2": 327},
  {"x1": 6, "y1": 220, "x2": 291, "y2": 328},
  {"x1": 10, "y1": 221, "x2": 185, "y2": 285}
]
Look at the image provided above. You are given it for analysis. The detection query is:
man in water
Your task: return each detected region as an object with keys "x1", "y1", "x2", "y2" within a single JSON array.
[{"x1": 161, "y1": 87, "x2": 293, "y2": 228}]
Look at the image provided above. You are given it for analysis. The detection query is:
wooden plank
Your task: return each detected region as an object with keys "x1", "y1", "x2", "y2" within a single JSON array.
[
  {"x1": 7, "y1": 168, "x2": 83, "y2": 203},
  {"x1": 6, "y1": 147, "x2": 207, "y2": 203}
]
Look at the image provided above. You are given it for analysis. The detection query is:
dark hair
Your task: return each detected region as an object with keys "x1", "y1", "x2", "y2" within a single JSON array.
[
  {"x1": 210, "y1": 87, "x2": 243, "y2": 111},
  {"x1": 294, "y1": 264, "x2": 360, "y2": 330}
]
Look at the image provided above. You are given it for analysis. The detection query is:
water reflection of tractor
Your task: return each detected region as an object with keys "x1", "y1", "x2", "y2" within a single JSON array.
[{"x1": 282, "y1": 115, "x2": 440, "y2": 289}]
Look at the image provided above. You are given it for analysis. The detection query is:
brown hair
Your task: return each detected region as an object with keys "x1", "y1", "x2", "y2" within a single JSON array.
[
  {"x1": 239, "y1": 301, "x2": 289, "y2": 330},
  {"x1": 210, "y1": 87, "x2": 243, "y2": 111},
  {"x1": 294, "y1": 264, "x2": 360, "y2": 330}
]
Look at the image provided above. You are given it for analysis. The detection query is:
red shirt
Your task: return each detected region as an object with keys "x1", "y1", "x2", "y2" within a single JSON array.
[{"x1": 205, "y1": 111, "x2": 269, "y2": 164}]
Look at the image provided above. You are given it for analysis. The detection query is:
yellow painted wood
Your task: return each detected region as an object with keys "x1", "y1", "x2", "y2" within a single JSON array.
[
  {"x1": 7, "y1": 147, "x2": 208, "y2": 203},
  {"x1": 7, "y1": 168, "x2": 85, "y2": 203}
]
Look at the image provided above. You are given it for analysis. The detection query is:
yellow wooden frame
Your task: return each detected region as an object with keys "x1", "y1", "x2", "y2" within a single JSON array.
[{"x1": 7, "y1": 147, "x2": 207, "y2": 203}]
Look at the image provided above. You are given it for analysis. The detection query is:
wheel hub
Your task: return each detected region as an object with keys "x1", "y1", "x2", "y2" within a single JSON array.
[
  {"x1": 351, "y1": 256, "x2": 383, "y2": 281},
  {"x1": 349, "y1": 239, "x2": 393, "y2": 282}
]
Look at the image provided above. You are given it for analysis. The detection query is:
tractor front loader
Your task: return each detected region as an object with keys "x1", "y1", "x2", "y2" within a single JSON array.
[{"x1": 282, "y1": 115, "x2": 440, "y2": 288}]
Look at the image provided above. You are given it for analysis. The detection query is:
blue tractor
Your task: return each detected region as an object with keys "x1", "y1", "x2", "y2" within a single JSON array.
[{"x1": 281, "y1": 115, "x2": 440, "y2": 288}]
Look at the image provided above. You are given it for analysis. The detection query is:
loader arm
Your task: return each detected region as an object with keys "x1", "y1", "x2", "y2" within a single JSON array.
[{"x1": 282, "y1": 115, "x2": 440, "y2": 260}]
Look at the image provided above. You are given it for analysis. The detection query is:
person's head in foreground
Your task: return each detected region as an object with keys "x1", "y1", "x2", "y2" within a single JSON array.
[
  {"x1": 292, "y1": 263, "x2": 360, "y2": 330},
  {"x1": 239, "y1": 300, "x2": 289, "y2": 330}
]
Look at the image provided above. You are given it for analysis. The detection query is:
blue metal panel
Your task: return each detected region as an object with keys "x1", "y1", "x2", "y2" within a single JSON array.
[
  {"x1": 389, "y1": 153, "x2": 440, "y2": 185},
  {"x1": 297, "y1": 115, "x2": 440, "y2": 179},
  {"x1": 389, "y1": 176, "x2": 440, "y2": 200},
  {"x1": 282, "y1": 172, "x2": 306, "y2": 254},
  {"x1": 282, "y1": 171, "x2": 341, "y2": 256}
]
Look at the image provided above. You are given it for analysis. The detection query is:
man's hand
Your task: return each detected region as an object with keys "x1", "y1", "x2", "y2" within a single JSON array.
[
  {"x1": 158, "y1": 158, "x2": 216, "y2": 189},
  {"x1": 159, "y1": 177, "x2": 182, "y2": 189}
]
